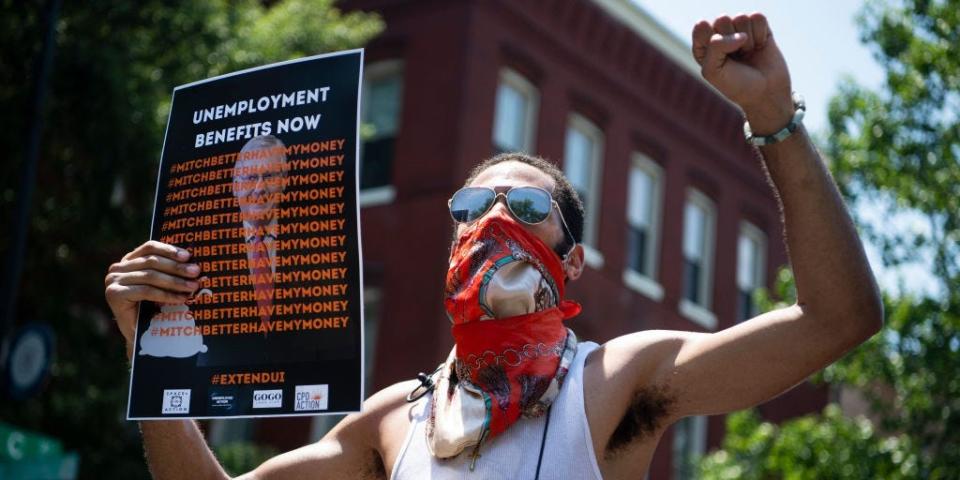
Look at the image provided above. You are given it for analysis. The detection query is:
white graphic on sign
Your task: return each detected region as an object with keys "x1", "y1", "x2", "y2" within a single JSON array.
[
  {"x1": 162, "y1": 389, "x2": 191, "y2": 414},
  {"x1": 139, "y1": 292, "x2": 211, "y2": 358},
  {"x1": 295, "y1": 384, "x2": 328, "y2": 411}
]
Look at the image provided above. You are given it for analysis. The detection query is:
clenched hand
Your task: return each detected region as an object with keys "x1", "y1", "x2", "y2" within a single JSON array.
[{"x1": 692, "y1": 13, "x2": 794, "y2": 135}]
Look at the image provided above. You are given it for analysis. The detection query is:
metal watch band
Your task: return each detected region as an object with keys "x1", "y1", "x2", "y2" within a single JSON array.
[{"x1": 743, "y1": 92, "x2": 806, "y2": 146}]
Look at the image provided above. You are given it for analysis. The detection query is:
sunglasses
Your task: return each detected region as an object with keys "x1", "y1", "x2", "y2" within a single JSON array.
[{"x1": 448, "y1": 186, "x2": 576, "y2": 254}]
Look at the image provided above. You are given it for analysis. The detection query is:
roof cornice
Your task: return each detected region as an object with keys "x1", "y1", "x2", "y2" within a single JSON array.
[{"x1": 590, "y1": 0, "x2": 700, "y2": 75}]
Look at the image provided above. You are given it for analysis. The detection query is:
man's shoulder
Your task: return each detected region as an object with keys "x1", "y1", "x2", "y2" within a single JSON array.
[
  {"x1": 587, "y1": 329, "x2": 695, "y2": 373},
  {"x1": 241, "y1": 380, "x2": 422, "y2": 479},
  {"x1": 582, "y1": 330, "x2": 697, "y2": 431},
  {"x1": 363, "y1": 379, "x2": 422, "y2": 415},
  {"x1": 331, "y1": 379, "x2": 421, "y2": 466},
  {"x1": 580, "y1": 330, "x2": 696, "y2": 466},
  {"x1": 342, "y1": 379, "x2": 422, "y2": 435}
]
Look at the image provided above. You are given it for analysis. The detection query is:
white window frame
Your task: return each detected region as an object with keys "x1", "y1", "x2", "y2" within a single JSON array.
[
  {"x1": 564, "y1": 113, "x2": 605, "y2": 269},
  {"x1": 737, "y1": 221, "x2": 767, "y2": 322},
  {"x1": 622, "y1": 153, "x2": 664, "y2": 301},
  {"x1": 359, "y1": 60, "x2": 403, "y2": 208},
  {"x1": 492, "y1": 68, "x2": 539, "y2": 154},
  {"x1": 672, "y1": 415, "x2": 708, "y2": 480},
  {"x1": 679, "y1": 188, "x2": 717, "y2": 329}
]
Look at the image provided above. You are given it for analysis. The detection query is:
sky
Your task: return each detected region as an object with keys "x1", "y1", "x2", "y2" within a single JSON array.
[
  {"x1": 635, "y1": 0, "x2": 885, "y2": 135},
  {"x1": 635, "y1": 0, "x2": 941, "y2": 298}
]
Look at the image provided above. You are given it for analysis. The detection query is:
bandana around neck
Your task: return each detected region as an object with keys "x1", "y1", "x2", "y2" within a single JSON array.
[{"x1": 426, "y1": 211, "x2": 581, "y2": 459}]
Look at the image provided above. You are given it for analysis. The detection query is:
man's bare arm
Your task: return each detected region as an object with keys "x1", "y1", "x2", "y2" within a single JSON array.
[
  {"x1": 105, "y1": 241, "x2": 387, "y2": 479},
  {"x1": 597, "y1": 13, "x2": 882, "y2": 426},
  {"x1": 139, "y1": 403, "x2": 389, "y2": 480},
  {"x1": 666, "y1": 13, "x2": 882, "y2": 417},
  {"x1": 105, "y1": 241, "x2": 227, "y2": 479},
  {"x1": 138, "y1": 421, "x2": 229, "y2": 480},
  {"x1": 237, "y1": 381, "x2": 417, "y2": 480}
]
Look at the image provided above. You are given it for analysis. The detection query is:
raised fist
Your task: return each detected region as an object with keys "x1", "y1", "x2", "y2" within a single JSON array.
[{"x1": 692, "y1": 13, "x2": 794, "y2": 135}]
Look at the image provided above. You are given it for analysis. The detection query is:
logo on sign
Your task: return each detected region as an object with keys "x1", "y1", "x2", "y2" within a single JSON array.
[
  {"x1": 295, "y1": 384, "x2": 328, "y2": 411},
  {"x1": 209, "y1": 388, "x2": 237, "y2": 412},
  {"x1": 252, "y1": 389, "x2": 283, "y2": 409},
  {"x1": 162, "y1": 389, "x2": 191, "y2": 414}
]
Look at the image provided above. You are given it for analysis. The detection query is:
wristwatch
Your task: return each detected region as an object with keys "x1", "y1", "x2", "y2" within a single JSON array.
[{"x1": 743, "y1": 92, "x2": 806, "y2": 146}]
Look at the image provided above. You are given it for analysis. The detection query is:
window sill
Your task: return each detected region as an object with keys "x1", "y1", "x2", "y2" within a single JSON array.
[
  {"x1": 679, "y1": 299, "x2": 717, "y2": 330},
  {"x1": 622, "y1": 270, "x2": 664, "y2": 301},
  {"x1": 359, "y1": 186, "x2": 396, "y2": 208},
  {"x1": 581, "y1": 245, "x2": 605, "y2": 270}
]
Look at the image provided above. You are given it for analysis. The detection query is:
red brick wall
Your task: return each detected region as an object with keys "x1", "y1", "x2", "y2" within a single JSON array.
[{"x1": 254, "y1": 1, "x2": 828, "y2": 477}]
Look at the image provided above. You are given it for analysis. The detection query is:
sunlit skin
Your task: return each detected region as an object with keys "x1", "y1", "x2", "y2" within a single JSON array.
[
  {"x1": 104, "y1": 13, "x2": 883, "y2": 479},
  {"x1": 233, "y1": 153, "x2": 287, "y2": 228}
]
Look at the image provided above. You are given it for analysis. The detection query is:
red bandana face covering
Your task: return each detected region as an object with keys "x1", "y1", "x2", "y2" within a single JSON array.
[{"x1": 426, "y1": 211, "x2": 581, "y2": 459}]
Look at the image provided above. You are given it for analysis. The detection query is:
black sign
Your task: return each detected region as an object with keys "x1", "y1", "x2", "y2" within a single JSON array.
[{"x1": 127, "y1": 50, "x2": 365, "y2": 419}]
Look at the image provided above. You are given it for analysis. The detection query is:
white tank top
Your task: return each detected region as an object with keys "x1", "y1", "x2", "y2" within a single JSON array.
[{"x1": 390, "y1": 341, "x2": 603, "y2": 480}]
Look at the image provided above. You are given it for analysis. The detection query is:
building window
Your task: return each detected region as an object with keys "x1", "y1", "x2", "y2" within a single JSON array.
[
  {"x1": 737, "y1": 222, "x2": 767, "y2": 322},
  {"x1": 672, "y1": 416, "x2": 707, "y2": 480},
  {"x1": 622, "y1": 153, "x2": 663, "y2": 300},
  {"x1": 360, "y1": 60, "x2": 404, "y2": 206},
  {"x1": 492, "y1": 68, "x2": 538, "y2": 153},
  {"x1": 680, "y1": 189, "x2": 716, "y2": 329},
  {"x1": 564, "y1": 113, "x2": 604, "y2": 267}
]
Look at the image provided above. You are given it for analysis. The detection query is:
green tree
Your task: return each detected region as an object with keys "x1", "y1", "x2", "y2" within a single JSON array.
[
  {"x1": 700, "y1": 1, "x2": 960, "y2": 477},
  {"x1": 698, "y1": 406, "x2": 910, "y2": 480},
  {"x1": 0, "y1": 1, "x2": 381, "y2": 478},
  {"x1": 819, "y1": 0, "x2": 960, "y2": 474},
  {"x1": 698, "y1": 275, "x2": 926, "y2": 479}
]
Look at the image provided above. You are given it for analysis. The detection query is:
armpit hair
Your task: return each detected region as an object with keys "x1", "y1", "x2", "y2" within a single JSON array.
[
  {"x1": 359, "y1": 448, "x2": 387, "y2": 480},
  {"x1": 604, "y1": 384, "x2": 676, "y2": 458}
]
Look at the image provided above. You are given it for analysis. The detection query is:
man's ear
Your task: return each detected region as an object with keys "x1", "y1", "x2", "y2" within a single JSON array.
[{"x1": 563, "y1": 244, "x2": 585, "y2": 281}]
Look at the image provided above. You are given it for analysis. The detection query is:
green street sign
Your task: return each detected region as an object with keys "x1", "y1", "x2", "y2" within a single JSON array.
[
  {"x1": 0, "y1": 422, "x2": 63, "y2": 462},
  {"x1": 0, "y1": 452, "x2": 79, "y2": 480}
]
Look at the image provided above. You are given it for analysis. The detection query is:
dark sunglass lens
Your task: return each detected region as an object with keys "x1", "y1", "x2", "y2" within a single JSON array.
[
  {"x1": 507, "y1": 187, "x2": 552, "y2": 224},
  {"x1": 450, "y1": 188, "x2": 495, "y2": 222}
]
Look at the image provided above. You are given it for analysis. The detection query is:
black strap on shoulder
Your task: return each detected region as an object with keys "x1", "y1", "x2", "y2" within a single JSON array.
[{"x1": 534, "y1": 405, "x2": 554, "y2": 480}]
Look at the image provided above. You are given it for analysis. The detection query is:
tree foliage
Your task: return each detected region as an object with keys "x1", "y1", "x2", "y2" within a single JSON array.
[
  {"x1": 699, "y1": 406, "x2": 911, "y2": 480},
  {"x1": 701, "y1": 1, "x2": 960, "y2": 477},
  {"x1": 0, "y1": 1, "x2": 381, "y2": 478},
  {"x1": 700, "y1": 275, "x2": 935, "y2": 479},
  {"x1": 821, "y1": 0, "x2": 960, "y2": 474},
  {"x1": 827, "y1": 0, "x2": 960, "y2": 295}
]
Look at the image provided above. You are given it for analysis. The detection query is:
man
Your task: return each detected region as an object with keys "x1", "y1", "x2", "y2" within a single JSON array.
[
  {"x1": 193, "y1": 134, "x2": 295, "y2": 367},
  {"x1": 105, "y1": 14, "x2": 882, "y2": 479},
  {"x1": 196, "y1": 134, "x2": 344, "y2": 367},
  {"x1": 233, "y1": 134, "x2": 287, "y2": 331}
]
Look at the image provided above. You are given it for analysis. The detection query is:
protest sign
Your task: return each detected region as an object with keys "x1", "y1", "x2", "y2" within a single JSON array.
[{"x1": 127, "y1": 49, "x2": 364, "y2": 419}]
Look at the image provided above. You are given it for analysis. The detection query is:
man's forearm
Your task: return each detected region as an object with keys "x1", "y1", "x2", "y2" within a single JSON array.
[
  {"x1": 757, "y1": 126, "x2": 883, "y2": 333},
  {"x1": 141, "y1": 420, "x2": 230, "y2": 480}
]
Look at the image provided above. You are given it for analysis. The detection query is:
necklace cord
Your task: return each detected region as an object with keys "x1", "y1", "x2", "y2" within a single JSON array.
[{"x1": 534, "y1": 404, "x2": 553, "y2": 480}]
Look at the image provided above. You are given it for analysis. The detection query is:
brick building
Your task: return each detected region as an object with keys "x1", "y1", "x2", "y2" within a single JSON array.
[{"x1": 210, "y1": 0, "x2": 828, "y2": 477}]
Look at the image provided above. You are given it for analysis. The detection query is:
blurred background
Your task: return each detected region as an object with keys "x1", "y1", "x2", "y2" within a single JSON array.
[{"x1": 1, "y1": 0, "x2": 956, "y2": 478}]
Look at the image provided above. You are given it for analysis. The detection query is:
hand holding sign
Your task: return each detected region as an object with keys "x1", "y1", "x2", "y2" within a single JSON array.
[{"x1": 105, "y1": 241, "x2": 201, "y2": 359}]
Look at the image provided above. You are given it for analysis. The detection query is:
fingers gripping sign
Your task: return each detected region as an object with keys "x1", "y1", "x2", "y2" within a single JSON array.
[
  {"x1": 104, "y1": 240, "x2": 202, "y2": 357},
  {"x1": 691, "y1": 13, "x2": 794, "y2": 136}
]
